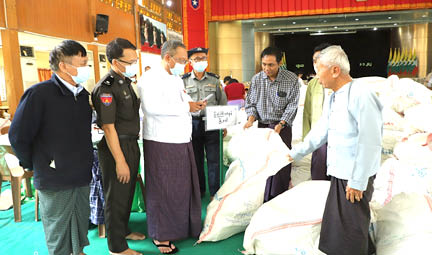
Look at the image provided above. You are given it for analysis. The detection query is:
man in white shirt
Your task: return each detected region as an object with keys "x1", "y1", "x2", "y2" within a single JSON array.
[{"x1": 138, "y1": 40, "x2": 204, "y2": 254}]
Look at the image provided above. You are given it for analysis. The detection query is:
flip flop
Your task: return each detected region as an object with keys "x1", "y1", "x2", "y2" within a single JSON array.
[{"x1": 152, "y1": 240, "x2": 179, "y2": 254}]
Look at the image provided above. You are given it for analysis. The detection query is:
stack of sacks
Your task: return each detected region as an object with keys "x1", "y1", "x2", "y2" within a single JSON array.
[
  {"x1": 242, "y1": 181, "x2": 330, "y2": 255},
  {"x1": 197, "y1": 128, "x2": 292, "y2": 243},
  {"x1": 403, "y1": 104, "x2": 432, "y2": 134},
  {"x1": 372, "y1": 193, "x2": 432, "y2": 255},
  {"x1": 381, "y1": 107, "x2": 405, "y2": 161},
  {"x1": 372, "y1": 133, "x2": 432, "y2": 206}
]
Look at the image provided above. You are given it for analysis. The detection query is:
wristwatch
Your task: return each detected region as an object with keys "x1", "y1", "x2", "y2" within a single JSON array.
[{"x1": 279, "y1": 121, "x2": 287, "y2": 128}]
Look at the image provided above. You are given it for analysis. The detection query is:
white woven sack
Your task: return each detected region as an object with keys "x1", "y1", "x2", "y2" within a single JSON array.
[
  {"x1": 242, "y1": 181, "x2": 330, "y2": 255},
  {"x1": 198, "y1": 128, "x2": 292, "y2": 243}
]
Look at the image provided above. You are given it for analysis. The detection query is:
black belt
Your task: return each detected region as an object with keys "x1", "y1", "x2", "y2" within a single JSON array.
[{"x1": 118, "y1": 135, "x2": 139, "y2": 140}]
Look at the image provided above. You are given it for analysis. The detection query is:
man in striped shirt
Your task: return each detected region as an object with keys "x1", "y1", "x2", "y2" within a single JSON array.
[{"x1": 244, "y1": 46, "x2": 300, "y2": 202}]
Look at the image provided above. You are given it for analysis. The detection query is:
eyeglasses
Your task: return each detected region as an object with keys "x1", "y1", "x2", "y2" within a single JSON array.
[
  {"x1": 117, "y1": 59, "x2": 138, "y2": 65},
  {"x1": 191, "y1": 57, "x2": 207, "y2": 62},
  {"x1": 171, "y1": 56, "x2": 188, "y2": 65}
]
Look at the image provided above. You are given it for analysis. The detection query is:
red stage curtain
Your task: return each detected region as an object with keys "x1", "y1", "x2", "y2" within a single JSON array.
[{"x1": 210, "y1": 0, "x2": 432, "y2": 21}]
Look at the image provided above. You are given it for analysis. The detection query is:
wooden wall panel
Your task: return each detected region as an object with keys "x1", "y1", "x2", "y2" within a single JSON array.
[
  {"x1": 0, "y1": 0, "x2": 5, "y2": 27},
  {"x1": 16, "y1": 0, "x2": 92, "y2": 42},
  {"x1": 15, "y1": 0, "x2": 135, "y2": 44}
]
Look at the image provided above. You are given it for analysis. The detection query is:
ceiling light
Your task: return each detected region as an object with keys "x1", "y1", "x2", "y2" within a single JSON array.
[
  {"x1": 422, "y1": 14, "x2": 427, "y2": 18},
  {"x1": 305, "y1": 27, "x2": 309, "y2": 30},
  {"x1": 373, "y1": 27, "x2": 378, "y2": 31},
  {"x1": 292, "y1": 21, "x2": 296, "y2": 24},
  {"x1": 388, "y1": 16, "x2": 392, "y2": 19},
  {"x1": 323, "y1": 20, "x2": 327, "y2": 23},
  {"x1": 278, "y1": 29, "x2": 281, "y2": 31},
  {"x1": 355, "y1": 18, "x2": 359, "y2": 21},
  {"x1": 166, "y1": 0, "x2": 172, "y2": 7},
  {"x1": 310, "y1": 31, "x2": 357, "y2": 36},
  {"x1": 263, "y1": 23, "x2": 266, "y2": 26},
  {"x1": 394, "y1": 23, "x2": 398, "y2": 26},
  {"x1": 334, "y1": 26, "x2": 338, "y2": 29}
]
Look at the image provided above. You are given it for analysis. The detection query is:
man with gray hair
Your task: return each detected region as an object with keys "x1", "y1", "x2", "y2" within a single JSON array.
[
  {"x1": 288, "y1": 45, "x2": 383, "y2": 255},
  {"x1": 9, "y1": 40, "x2": 93, "y2": 255},
  {"x1": 138, "y1": 40, "x2": 203, "y2": 254}
]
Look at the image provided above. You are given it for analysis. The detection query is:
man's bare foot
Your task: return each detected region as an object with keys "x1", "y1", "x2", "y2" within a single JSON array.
[
  {"x1": 109, "y1": 248, "x2": 142, "y2": 255},
  {"x1": 152, "y1": 240, "x2": 178, "y2": 254},
  {"x1": 126, "y1": 232, "x2": 146, "y2": 240}
]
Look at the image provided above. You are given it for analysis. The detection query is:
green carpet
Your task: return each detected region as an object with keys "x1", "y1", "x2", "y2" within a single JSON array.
[{"x1": 0, "y1": 183, "x2": 245, "y2": 255}]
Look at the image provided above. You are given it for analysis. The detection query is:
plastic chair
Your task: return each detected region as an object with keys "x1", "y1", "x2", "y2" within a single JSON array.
[{"x1": 0, "y1": 149, "x2": 39, "y2": 222}]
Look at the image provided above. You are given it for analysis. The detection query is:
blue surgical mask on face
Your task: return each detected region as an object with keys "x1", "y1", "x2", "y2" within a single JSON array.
[
  {"x1": 122, "y1": 63, "x2": 139, "y2": 78},
  {"x1": 192, "y1": 61, "x2": 208, "y2": 73},
  {"x1": 67, "y1": 65, "x2": 91, "y2": 84},
  {"x1": 170, "y1": 62, "x2": 185, "y2": 76}
]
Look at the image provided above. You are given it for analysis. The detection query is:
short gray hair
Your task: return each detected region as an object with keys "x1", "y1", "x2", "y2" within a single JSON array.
[
  {"x1": 317, "y1": 45, "x2": 350, "y2": 74},
  {"x1": 161, "y1": 40, "x2": 185, "y2": 59}
]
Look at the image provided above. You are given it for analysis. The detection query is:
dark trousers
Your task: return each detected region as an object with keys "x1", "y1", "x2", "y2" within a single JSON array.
[
  {"x1": 319, "y1": 176, "x2": 376, "y2": 255},
  {"x1": 258, "y1": 122, "x2": 292, "y2": 203},
  {"x1": 311, "y1": 143, "x2": 330, "y2": 180},
  {"x1": 192, "y1": 119, "x2": 220, "y2": 196},
  {"x1": 97, "y1": 137, "x2": 140, "y2": 253}
]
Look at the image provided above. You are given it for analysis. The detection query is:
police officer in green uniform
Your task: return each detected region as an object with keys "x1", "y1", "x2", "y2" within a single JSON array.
[
  {"x1": 182, "y1": 47, "x2": 227, "y2": 199},
  {"x1": 92, "y1": 38, "x2": 144, "y2": 255}
]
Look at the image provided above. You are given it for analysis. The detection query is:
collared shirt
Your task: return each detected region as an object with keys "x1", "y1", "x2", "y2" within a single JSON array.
[
  {"x1": 139, "y1": 64, "x2": 193, "y2": 143},
  {"x1": 55, "y1": 74, "x2": 84, "y2": 96},
  {"x1": 183, "y1": 71, "x2": 227, "y2": 117},
  {"x1": 291, "y1": 80, "x2": 383, "y2": 191},
  {"x1": 302, "y1": 77, "x2": 332, "y2": 139},
  {"x1": 92, "y1": 69, "x2": 140, "y2": 136},
  {"x1": 245, "y1": 68, "x2": 300, "y2": 126}
]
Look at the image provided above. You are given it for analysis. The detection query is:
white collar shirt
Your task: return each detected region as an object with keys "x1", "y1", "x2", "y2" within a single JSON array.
[
  {"x1": 55, "y1": 74, "x2": 84, "y2": 96},
  {"x1": 138, "y1": 64, "x2": 192, "y2": 143}
]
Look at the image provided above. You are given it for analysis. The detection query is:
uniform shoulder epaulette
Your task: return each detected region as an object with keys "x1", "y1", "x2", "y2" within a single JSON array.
[
  {"x1": 181, "y1": 73, "x2": 192, "y2": 79},
  {"x1": 207, "y1": 72, "x2": 220, "y2": 79},
  {"x1": 101, "y1": 75, "x2": 115, "y2": 86}
]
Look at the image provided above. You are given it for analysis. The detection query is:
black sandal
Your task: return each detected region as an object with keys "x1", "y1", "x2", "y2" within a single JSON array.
[{"x1": 152, "y1": 240, "x2": 179, "y2": 254}]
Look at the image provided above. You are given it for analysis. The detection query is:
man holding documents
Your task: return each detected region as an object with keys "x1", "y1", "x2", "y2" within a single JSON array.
[
  {"x1": 182, "y1": 47, "x2": 227, "y2": 199},
  {"x1": 139, "y1": 40, "x2": 204, "y2": 254}
]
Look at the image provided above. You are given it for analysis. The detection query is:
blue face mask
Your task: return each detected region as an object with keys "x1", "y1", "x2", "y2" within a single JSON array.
[
  {"x1": 122, "y1": 63, "x2": 139, "y2": 78},
  {"x1": 170, "y1": 62, "x2": 186, "y2": 76},
  {"x1": 68, "y1": 65, "x2": 91, "y2": 84},
  {"x1": 192, "y1": 61, "x2": 208, "y2": 73}
]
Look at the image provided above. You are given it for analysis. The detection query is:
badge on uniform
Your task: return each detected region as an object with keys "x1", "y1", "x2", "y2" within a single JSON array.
[{"x1": 100, "y1": 93, "x2": 113, "y2": 106}]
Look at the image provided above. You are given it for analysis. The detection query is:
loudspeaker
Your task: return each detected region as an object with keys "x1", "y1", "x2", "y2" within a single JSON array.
[{"x1": 95, "y1": 14, "x2": 109, "y2": 34}]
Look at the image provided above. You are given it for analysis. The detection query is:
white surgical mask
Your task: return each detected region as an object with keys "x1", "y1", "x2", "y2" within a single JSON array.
[
  {"x1": 122, "y1": 63, "x2": 139, "y2": 78},
  {"x1": 192, "y1": 61, "x2": 208, "y2": 73},
  {"x1": 67, "y1": 65, "x2": 91, "y2": 84},
  {"x1": 170, "y1": 63, "x2": 186, "y2": 76}
]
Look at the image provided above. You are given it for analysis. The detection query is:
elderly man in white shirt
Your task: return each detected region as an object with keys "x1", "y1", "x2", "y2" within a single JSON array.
[
  {"x1": 138, "y1": 40, "x2": 204, "y2": 254},
  {"x1": 288, "y1": 45, "x2": 383, "y2": 255}
]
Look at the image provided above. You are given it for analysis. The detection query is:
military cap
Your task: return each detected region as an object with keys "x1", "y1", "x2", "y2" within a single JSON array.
[{"x1": 187, "y1": 47, "x2": 208, "y2": 59}]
